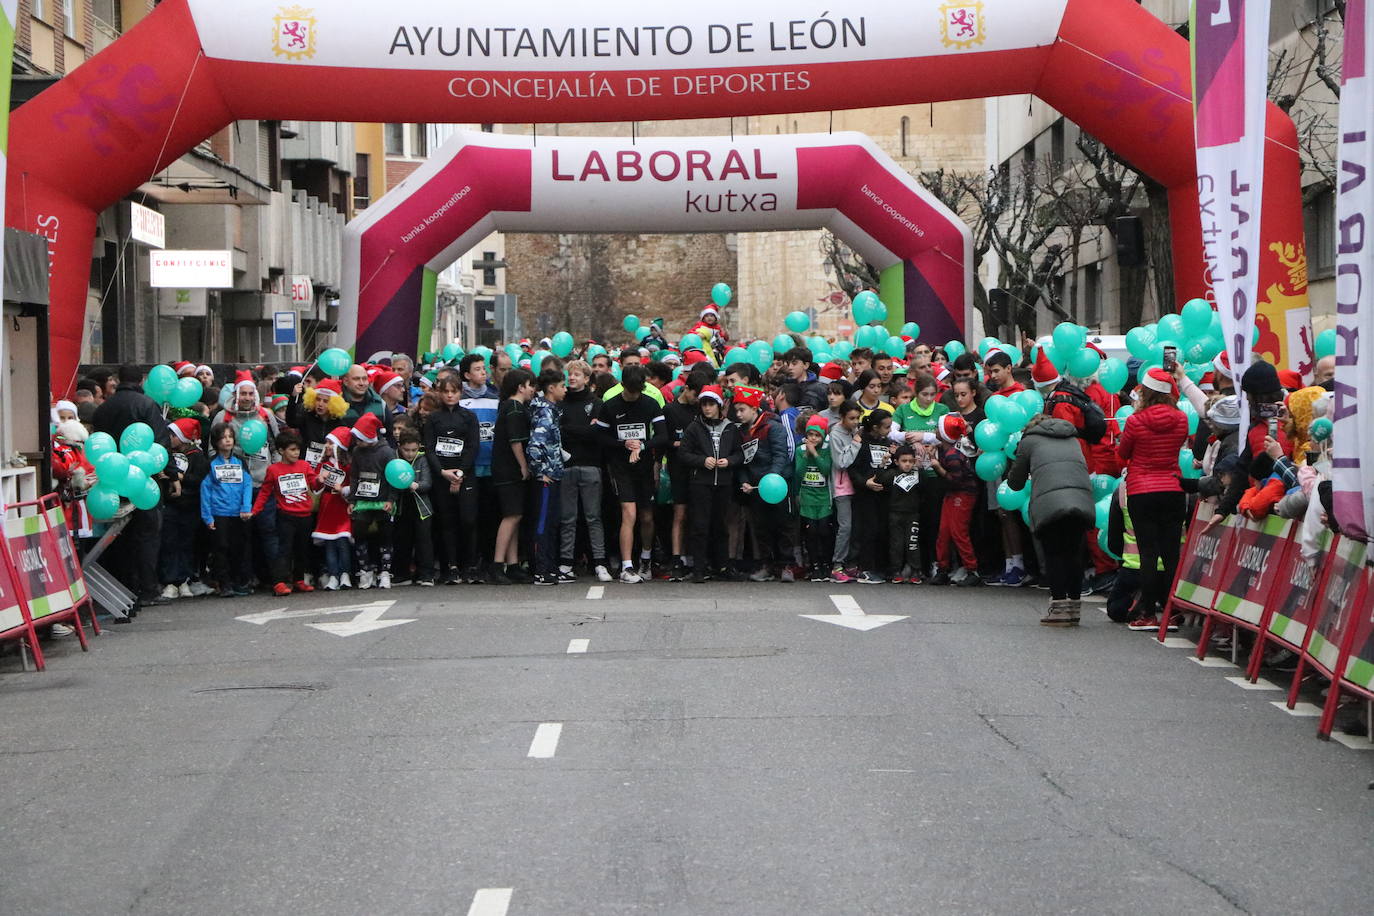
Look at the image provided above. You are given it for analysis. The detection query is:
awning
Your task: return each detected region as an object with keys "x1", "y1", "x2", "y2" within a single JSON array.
[
  {"x1": 4, "y1": 229, "x2": 50, "y2": 306},
  {"x1": 137, "y1": 146, "x2": 272, "y2": 206}
]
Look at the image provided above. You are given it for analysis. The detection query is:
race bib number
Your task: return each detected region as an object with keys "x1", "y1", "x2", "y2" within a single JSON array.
[
  {"x1": 869, "y1": 445, "x2": 891, "y2": 467},
  {"x1": 802, "y1": 467, "x2": 826, "y2": 488},
  {"x1": 895, "y1": 473, "x2": 919, "y2": 492},
  {"x1": 318, "y1": 464, "x2": 345, "y2": 490},
  {"x1": 305, "y1": 443, "x2": 325, "y2": 467},
  {"x1": 278, "y1": 472, "x2": 309, "y2": 501},
  {"x1": 742, "y1": 439, "x2": 759, "y2": 464},
  {"x1": 478, "y1": 421, "x2": 495, "y2": 442},
  {"x1": 173, "y1": 453, "x2": 189, "y2": 474},
  {"x1": 214, "y1": 463, "x2": 243, "y2": 484},
  {"x1": 436, "y1": 436, "x2": 464, "y2": 458},
  {"x1": 617, "y1": 423, "x2": 647, "y2": 442},
  {"x1": 356, "y1": 472, "x2": 381, "y2": 499}
]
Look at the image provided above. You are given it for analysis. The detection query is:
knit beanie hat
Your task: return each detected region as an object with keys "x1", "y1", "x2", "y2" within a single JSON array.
[{"x1": 1240, "y1": 359, "x2": 1281, "y2": 399}]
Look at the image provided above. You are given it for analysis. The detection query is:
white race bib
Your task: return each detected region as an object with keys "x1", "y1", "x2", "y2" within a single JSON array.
[
  {"x1": 478, "y1": 421, "x2": 495, "y2": 442},
  {"x1": 173, "y1": 453, "x2": 189, "y2": 474},
  {"x1": 895, "y1": 473, "x2": 919, "y2": 492},
  {"x1": 436, "y1": 436, "x2": 464, "y2": 457},
  {"x1": 802, "y1": 467, "x2": 826, "y2": 488},
  {"x1": 869, "y1": 445, "x2": 891, "y2": 467},
  {"x1": 355, "y1": 472, "x2": 381, "y2": 499},
  {"x1": 214, "y1": 463, "x2": 243, "y2": 484},
  {"x1": 305, "y1": 443, "x2": 325, "y2": 467},
  {"x1": 617, "y1": 423, "x2": 647, "y2": 442},
  {"x1": 742, "y1": 438, "x2": 759, "y2": 464},
  {"x1": 279, "y1": 472, "x2": 309, "y2": 501},
  {"x1": 318, "y1": 464, "x2": 345, "y2": 490}
]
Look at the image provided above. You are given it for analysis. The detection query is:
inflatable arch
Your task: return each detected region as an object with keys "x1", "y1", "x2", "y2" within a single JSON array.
[
  {"x1": 8, "y1": 0, "x2": 1307, "y2": 390},
  {"x1": 341, "y1": 130, "x2": 972, "y2": 357}
]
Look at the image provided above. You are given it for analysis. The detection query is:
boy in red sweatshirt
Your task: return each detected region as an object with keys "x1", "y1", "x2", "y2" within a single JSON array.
[{"x1": 252, "y1": 430, "x2": 319, "y2": 595}]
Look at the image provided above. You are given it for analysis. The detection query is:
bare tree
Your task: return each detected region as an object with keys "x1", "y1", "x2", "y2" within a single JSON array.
[{"x1": 818, "y1": 231, "x2": 881, "y2": 303}]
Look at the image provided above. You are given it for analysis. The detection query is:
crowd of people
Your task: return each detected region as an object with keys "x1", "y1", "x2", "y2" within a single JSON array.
[{"x1": 46, "y1": 307, "x2": 1342, "y2": 634}]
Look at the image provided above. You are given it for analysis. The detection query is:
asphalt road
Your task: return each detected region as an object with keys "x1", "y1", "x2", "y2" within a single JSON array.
[{"x1": 2, "y1": 582, "x2": 1372, "y2": 915}]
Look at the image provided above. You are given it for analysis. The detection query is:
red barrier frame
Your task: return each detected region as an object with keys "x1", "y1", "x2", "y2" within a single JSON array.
[
  {"x1": 0, "y1": 537, "x2": 45, "y2": 671},
  {"x1": 1194, "y1": 516, "x2": 1297, "y2": 665},
  {"x1": 1158, "y1": 506, "x2": 1237, "y2": 641},
  {"x1": 1282, "y1": 535, "x2": 1351, "y2": 710},
  {"x1": 1316, "y1": 560, "x2": 1374, "y2": 740},
  {"x1": 2, "y1": 496, "x2": 91, "y2": 659},
  {"x1": 1246, "y1": 527, "x2": 1330, "y2": 682},
  {"x1": 37, "y1": 494, "x2": 99, "y2": 637}
]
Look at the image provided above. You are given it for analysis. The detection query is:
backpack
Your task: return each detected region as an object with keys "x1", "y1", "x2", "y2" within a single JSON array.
[{"x1": 1047, "y1": 388, "x2": 1107, "y2": 445}]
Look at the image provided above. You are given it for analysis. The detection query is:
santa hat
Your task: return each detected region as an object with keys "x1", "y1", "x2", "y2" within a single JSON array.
[
  {"x1": 700, "y1": 305, "x2": 720, "y2": 320},
  {"x1": 1277, "y1": 369, "x2": 1303, "y2": 391},
  {"x1": 519, "y1": 338, "x2": 532, "y2": 350},
  {"x1": 365, "y1": 364, "x2": 382, "y2": 381},
  {"x1": 819, "y1": 362, "x2": 844, "y2": 382},
  {"x1": 234, "y1": 369, "x2": 256, "y2": 391},
  {"x1": 351, "y1": 413, "x2": 384, "y2": 445},
  {"x1": 1031, "y1": 348, "x2": 1061, "y2": 389},
  {"x1": 1213, "y1": 350, "x2": 1233, "y2": 380},
  {"x1": 174, "y1": 360, "x2": 196, "y2": 377},
  {"x1": 699, "y1": 384, "x2": 725, "y2": 406},
  {"x1": 683, "y1": 348, "x2": 710, "y2": 366},
  {"x1": 50, "y1": 400, "x2": 78, "y2": 424},
  {"x1": 805, "y1": 415, "x2": 830, "y2": 433},
  {"x1": 892, "y1": 360, "x2": 909, "y2": 376},
  {"x1": 1140, "y1": 367, "x2": 1177, "y2": 395},
  {"x1": 195, "y1": 364, "x2": 213, "y2": 377},
  {"x1": 326, "y1": 426, "x2": 353, "y2": 453},
  {"x1": 733, "y1": 385, "x2": 765, "y2": 409},
  {"x1": 661, "y1": 351, "x2": 682, "y2": 366},
  {"x1": 169, "y1": 418, "x2": 202, "y2": 445},
  {"x1": 936, "y1": 413, "x2": 969, "y2": 444},
  {"x1": 934, "y1": 364, "x2": 952, "y2": 385},
  {"x1": 372, "y1": 371, "x2": 404, "y2": 397},
  {"x1": 286, "y1": 365, "x2": 305, "y2": 378},
  {"x1": 315, "y1": 378, "x2": 342, "y2": 399}
]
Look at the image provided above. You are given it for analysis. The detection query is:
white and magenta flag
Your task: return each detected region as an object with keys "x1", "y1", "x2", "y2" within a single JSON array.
[
  {"x1": 1333, "y1": 0, "x2": 1373, "y2": 543},
  {"x1": 1191, "y1": 0, "x2": 1271, "y2": 432}
]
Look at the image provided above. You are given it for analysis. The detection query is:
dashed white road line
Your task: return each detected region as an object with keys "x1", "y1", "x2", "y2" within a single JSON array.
[
  {"x1": 467, "y1": 888, "x2": 513, "y2": 916},
  {"x1": 527, "y1": 722, "x2": 563, "y2": 758},
  {"x1": 567, "y1": 638, "x2": 589, "y2": 654},
  {"x1": 586, "y1": 585, "x2": 604, "y2": 600},
  {"x1": 829, "y1": 594, "x2": 864, "y2": 617}
]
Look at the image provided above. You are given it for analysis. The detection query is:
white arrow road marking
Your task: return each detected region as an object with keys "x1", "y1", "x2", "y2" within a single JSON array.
[
  {"x1": 467, "y1": 888, "x2": 513, "y2": 916},
  {"x1": 234, "y1": 600, "x2": 397, "y2": 625},
  {"x1": 800, "y1": 594, "x2": 909, "y2": 631},
  {"x1": 567, "y1": 638, "x2": 589, "y2": 654},
  {"x1": 305, "y1": 601, "x2": 416, "y2": 637},
  {"x1": 528, "y1": 723, "x2": 563, "y2": 758}
]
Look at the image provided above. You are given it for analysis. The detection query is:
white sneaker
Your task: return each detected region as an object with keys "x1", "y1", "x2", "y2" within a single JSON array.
[
  {"x1": 323, "y1": 575, "x2": 339, "y2": 592},
  {"x1": 340, "y1": 573, "x2": 352, "y2": 589},
  {"x1": 49, "y1": 623, "x2": 75, "y2": 638},
  {"x1": 177, "y1": 582, "x2": 194, "y2": 599},
  {"x1": 357, "y1": 570, "x2": 374, "y2": 590},
  {"x1": 594, "y1": 565, "x2": 613, "y2": 583},
  {"x1": 188, "y1": 581, "x2": 213, "y2": 597},
  {"x1": 160, "y1": 584, "x2": 179, "y2": 600},
  {"x1": 619, "y1": 567, "x2": 642, "y2": 584},
  {"x1": 378, "y1": 572, "x2": 391, "y2": 589}
]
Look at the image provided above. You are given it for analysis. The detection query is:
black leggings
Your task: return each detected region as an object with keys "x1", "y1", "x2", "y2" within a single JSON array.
[
  {"x1": 1127, "y1": 491, "x2": 1187, "y2": 616},
  {"x1": 1035, "y1": 515, "x2": 1089, "y2": 600}
]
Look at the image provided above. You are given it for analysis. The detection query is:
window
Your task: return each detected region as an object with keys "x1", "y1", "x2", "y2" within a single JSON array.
[
  {"x1": 91, "y1": 0, "x2": 118, "y2": 29},
  {"x1": 384, "y1": 123, "x2": 405, "y2": 156},
  {"x1": 481, "y1": 251, "x2": 497, "y2": 287},
  {"x1": 480, "y1": 123, "x2": 494, "y2": 133},
  {"x1": 1304, "y1": 187, "x2": 1336, "y2": 280},
  {"x1": 354, "y1": 154, "x2": 371, "y2": 210},
  {"x1": 408, "y1": 123, "x2": 428, "y2": 158},
  {"x1": 1050, "y1": 121, "x2": 1065, "y2": 167},
  {"x1": 64, "y1": 0, "x2": 78, "y2": 39},
  {"x1": 899, "y1": 116, "x2": 909, "y2": 158},
  {"x1": 1083, "y1": 263, "x2": 1102, "y2": 328},
  {"x1": 33, "y1": 0, "x2": 47, "y2": 22}
]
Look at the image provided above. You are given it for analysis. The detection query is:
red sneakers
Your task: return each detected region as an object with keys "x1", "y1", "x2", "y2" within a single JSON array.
[
  {"x1": 272, "y1": 582, "x2": 292, "y2": 597},
  {"x1": 294, "y1": 580, "x2": 315, "y2": 593}
]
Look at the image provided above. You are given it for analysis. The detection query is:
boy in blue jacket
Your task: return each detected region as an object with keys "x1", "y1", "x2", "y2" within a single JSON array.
[
  {"x1": 733, "y1": 385, "x2": 797, "y2": 582},
  {"x1": 201, "y1": 422, "x2": 254, "y2": 597}
]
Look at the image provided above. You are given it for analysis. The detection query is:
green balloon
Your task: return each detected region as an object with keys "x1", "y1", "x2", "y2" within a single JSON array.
[
  {"x1": 385, "y1": 458, "x2": 415, "y2": 489},
  {"x1": 1114, "y1": 405, "x2": 1135, "y2": 425},
  {"x1": 772, "y1": 333, "x2": 795, "y2": 355},
  {"x1": 807, "y1": 335, "x2": 829, "y2": 354},
  {"x1": 119, "y1": 464, "x2": 149, "y2": 499},
  {"x1": 144, "y1": 364, "x2": 177, "y2": 402},
  {"x1": 1011, "y1": 389, "x2": 1044, "y2": 417},
  {"x1": 944, "y1": 340, "x2": 966, "y2": 361},
  {"x1": 1157, "y1": 313, "x2": 1187, "y2": 345},
  {"x1": 130, "y1": 476, "x2": 161, "y2": 511},
  {"x1": 583, "y1": 344, "x2": 604, "y2": 360},
  {"x1": 724, "y1": 346, "x2": 750, "y2": 367},
  {"x1": 1052, "y1": 321, "x2": 1086, "y2": 356},
  {"x1": 711, "y1": 283, "x2": 732, "y2": 307},
  {"x1": 748, "y1": 340, "x2": 774, "y2": 372},
  {"x1": 758, "y1": 473, "x2": 788, "y2": 504},
  {"x1": 1098, "y1": 357, "x2": 1128, "y2": 393},
  {"x1": 1314, "y1": 328, "x2": 1337, "y2": 360},
  {"x1": 95, "y1": 451, "x2": 130, "y2": 485},
  {"x1": 146, "y1": 443, "x2": 170, "y2": 474},
  {"x1": 87, "y1": 486, "x2": 122, "y2": 521},
  {"x1": 623, "y1": 314, "x2": 641, "y2": 333},
  {"x1": 882, "y1": 336, "x2": 907, "y2": 358},
  {"x1": 1090, "y1": 473, "x2": 1118, "y2": 501},
  {"x1": 784, "y1": 311, "x2": 811, "y2": 333},
  {"x1": 86, "y1": 432, "x2": 117, "y2": 463},
  {"x1": 119, "y1": 422, "x2": 154, "y2": 454},
  {"x1": 318, "y1": 347, "x2": 352, "y2": 378},
  {"x1": 126, "y1": 450, "x2": 159, "y2": 476},
  {"x1": 852, "y1": 291, "x2": 881, "y2": 325},
  {"x1": 634, "y1": 326, "x2": 651, "y2": 342},
  {"x1": 1067, "y1": 347, "x2": 1102, "y2": 380},
  {"x1": 1001, "y1": 430, "x2": 1023, "y2": 458},
  {"x1": 239, "y1": 418, "x2": 268, "y2": 454},
  {"x1": 1125, "y1": 327, "x2": 1156, "y2": 360},
  {"x1": 1094, "y1": 497, "x2": 1111, "y2": 532},
  {"x1": 996, "y1": 480, "x2": 1029, "y2": 512},
  {"x1": 975, "y1": 451, "x2": 1008, "y2": 482},
  {"x1": 977, "y1": 336, "x2": 1000, "y2": 358},
  {"x1": 551, "y1": 331, "x2": 575, "y2": 358},
  {"x1": 169, "y1": 377, "x2": 202, "y2": 409},
  {"x1": 975, "y1": 420, "x2": 1009, "y2": 452},
  {"x1": 831, "y1": 340, "x2": 853, "y2": 359},
  {"x1": 900, "y1": 322, "x2": 920, "y2": 339},
  {"x1": 1181, "y1": 298, "x2": 1213, "y2": 336}
]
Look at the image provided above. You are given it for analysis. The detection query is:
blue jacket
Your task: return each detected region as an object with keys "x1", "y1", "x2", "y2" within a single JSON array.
[
  {"x1": 200, "y1": 454, "x2": 253, "y2": 525},
  {"x1": 738, "y1": 413, "x2": 791, "y2": 485},
  {"x1": 460, "y1": 383, "x2": 500, "y2": 476}
]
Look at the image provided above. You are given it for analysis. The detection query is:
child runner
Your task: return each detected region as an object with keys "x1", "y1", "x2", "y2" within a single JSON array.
[
  {"x1": 795, "y1": 415, "x2": 835, "y2": 582},
  {"x1": 159, "y1": 418, "x2": 209, "y2": 598},
  {"x1": 391, "y1": 429, "x2": 435, "y2": 586},
  {"x1": 931, "y1": 414, "x2": 983, "y2": 587},
  {"x1": 881, "y1": 445, "x2": 924, "y2": 583},
  {"x1": 252, "y1": 430, "x2": 319, "y2": 596},
  {"x1": 314, "y1": 428, "x2": 353, "y2": 590},
  {"x1": 346, "y1": 413, "x2": 397, "y2": 590},
  {"x1": 201, "y1": 422, "x2": 253, "y2": 597},
  {"x1": 848, "y1": 408, "x2": 896, "y2": 583},
  {"x1": 491, "y1": 367, "x2": 536, "y2": 585},
  {"x1": 733, "y1": 384, "x2": 795, "y2": 583},
  {"x1": 422, "y1": 374, "x2": 479, "y2": 584},
  {"x1": 595, "y1": 365, "x2": 668, "y2": 583},
  {"x1": 826, "y1": 400, "x2": 863, "y2": 583},
  {"x1": 680, "y1": 384, "x2": 743, "y2": 583},
  {"x1": 527, "y1": 368, "x2": 567, "y2": 586}
]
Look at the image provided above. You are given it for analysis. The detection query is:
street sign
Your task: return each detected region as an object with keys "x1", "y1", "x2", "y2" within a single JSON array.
[{"x1": 272, "y1": 310, "x2": 298, "y2": 346}]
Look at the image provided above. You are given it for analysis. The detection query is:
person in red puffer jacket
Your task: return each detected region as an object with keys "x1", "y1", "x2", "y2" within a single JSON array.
[{"x1": 1116, "y1": 368, "x2": 1189, "y2": 627}]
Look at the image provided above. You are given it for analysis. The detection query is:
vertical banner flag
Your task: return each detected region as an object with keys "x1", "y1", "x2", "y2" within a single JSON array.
[
  {"x1": 1192, "y1": 0, "x2": 1271, "y2": 432},
  {"x1": 1333, "y1": 0, "x2": 1373, "y2": 543},
  {"x1": 0, "y1": 0, "x2": 15, "y2": 516}
]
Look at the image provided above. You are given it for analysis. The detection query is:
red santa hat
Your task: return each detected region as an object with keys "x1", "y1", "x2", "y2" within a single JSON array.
[
  {"x1": 936, "y1": 413, "x2": 968, "y2": 444},
  {"x1": 1140, "y1": 367, "x2": 1177, "y2": 395},
  {"x1": 286, "y1": 365, "x2": 306, "y2": 378},
  {"x1": 1031, "y1": 348, "x2": 1061, "y2": 389},
  {"x1": 1277, "y1": 369, "x2": 1303, "y2": 391},
  {"x1": 371, "y1": 371, "x2": 404, "y2": 397},
  {"x1": 350, "y1": 412, "x2": 384, "y2": 444},
  {"x1": 700, "y1": 305, "x2": 720, "y2": 320},
  {"x1": 364, "y1": 364, "x2": 382, "y2": 380},
  {"x1": 732, "y1": 385, "x2": 765, "y2": 409},
  {"x1": 234, "y1": 369, "x2": 256, "y2": 390},
  {"x1": 1212, "y1": 350, "x2": 1233, "y2": 380},
  {"x1": 174, "y1": 360, "x2": 196, "y2": 377},
  {"x1": 315, "y1": 378, "x2": 342, "y2": 399},
  {"x1": 934, "y1": 364, "x2": 952, "y2": 385},
  {"x1": 195, "y1": 364, "x2": 213, "y2": 377},
  {"x1": 169, "y1": 418, "x2": 202, "y2": 445},
  {"x1": 699, "y1": 384, "x2": 725, "y2": 406},
  {"x1": 326, "y1": 426, "x2": 353, "y2": 452},
  {"x1": 683, "y1": 348, "x2": 710, "y2": 366},
  {"x1": 819, "y1": 362, "x2": 844, "y2": 381}
]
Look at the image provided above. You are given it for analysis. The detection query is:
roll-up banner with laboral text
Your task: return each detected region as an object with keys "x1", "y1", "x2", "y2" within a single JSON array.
[
  {"x1": 1333, "y1": 0, "x2": 1373, "y2": 544},
  {"x1": 1192, "y1": 0, "x2": 1273, "y2": 432},
  {"x1": 0, "y1": 0, "x2": 14, "y2": 515}
]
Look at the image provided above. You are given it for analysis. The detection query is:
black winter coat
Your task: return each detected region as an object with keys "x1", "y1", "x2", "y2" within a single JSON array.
[
  {"x1": 93, "y1": 384, "x2": 171, "y2": 449},
  {"x1": 679, "y1": 416, "x2": 745, "y2": 487}
]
